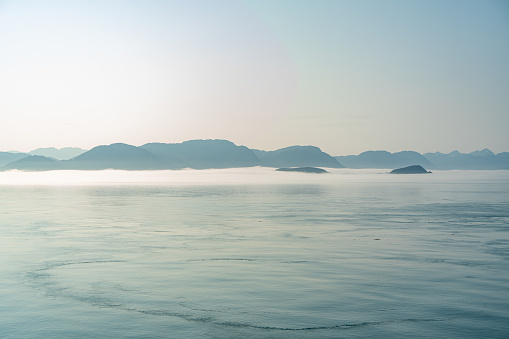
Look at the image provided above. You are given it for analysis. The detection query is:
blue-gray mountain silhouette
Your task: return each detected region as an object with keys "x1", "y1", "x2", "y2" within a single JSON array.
[
  {"x1": 29, "y1": 147, "x2": 87, "y2": 160},
  {"x1": 276, "y1": 167, "x2": 328, "y2": 173},
  {"x1": 335, "y1": 150, "x2": 434, "y2": 169},
  {"x1": 3, "y1": 155, "x2": 61, "y2": 171},
  {"x1": 423, "y1": 149, "x2": 509, "y2": 170},
  {"x1": 390, "y1": 165, "x2": 431, "y2": 174},
  {"x1": 141, "y1": 139, "x2": 259, "y2": 169},
  {"x1": 255, "y1": 146, "x2": 343, "y2": 168},
  {"x1": 2, "y1": 141, "x2": 508, "y2": 171},
  {"x1": 0, "y1": 151, "x2": 30, "y2": 167},
  {"x1": 66, "y1": 143, "x2": 167, "y2": 170}
]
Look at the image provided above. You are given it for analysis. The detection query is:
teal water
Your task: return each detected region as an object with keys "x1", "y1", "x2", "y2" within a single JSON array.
[{"x1": 1, "y1": 169, "x2": 508, "y2": 338}]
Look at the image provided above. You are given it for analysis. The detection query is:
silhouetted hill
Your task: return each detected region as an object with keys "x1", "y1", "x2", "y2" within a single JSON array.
[
  {"x1": 335, "y1": 150, "x2": 434, "y2": 169},
  {"x1": 276, "y1": 167, "x2": 328, "y2": 173},
  {"x1": 66, "y1": 143, "x2": 167, "y2": 170},
  {"x1": 2, "y1": 155, "x2": 61, "y2": 171},
  {"x1": 141, "y1": 139, "x2": 260, "y2": 169},
  {"x1": 390, "y1": 165, "x2": 431, "y2": 174},
  {"x1": 423, "y1": 149, "x2": 509, "y2": 170},
  {"x1": 0, "y1": 152, "x2": 30, "y2": 167},
  {"x1": 29, "y1": 147, "x2": 87, "y2": 160},
  {"x1": 255, "y1": 146, "x2": 343, "y2": 168}
]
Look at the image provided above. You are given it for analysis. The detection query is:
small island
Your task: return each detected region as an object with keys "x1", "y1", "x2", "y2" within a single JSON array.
[
  {"x1": 276, "y1": 167, "x2": 328, "y2": 174},
  {"x1": 390, "y1": 165, "x2": 431, "y2": 174}
]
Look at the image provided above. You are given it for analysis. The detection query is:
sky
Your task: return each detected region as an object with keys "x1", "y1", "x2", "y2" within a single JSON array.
[{"x1": 0, "y1": 0, "x2": 508, "y2": 155}]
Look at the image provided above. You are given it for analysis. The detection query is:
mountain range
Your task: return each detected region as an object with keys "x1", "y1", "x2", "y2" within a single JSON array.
[
  {"x1": 336, "y1": 149, "x2": 509, "y2": 170},
  {"x1": 423, "y1": 149, "x2": 509, "y2": 170},
  {"x1": 254, "y1": 146, "x2": 342, "y2": 168},
  {"x1": 28, "y1": 147, "x2": 87, "y2": 160},
  {"x1": 1, "y1": 140, "x2": 508, "y2": 171},
  {"x1": 335, "y1": 151, "x2": 434, "y2": 169}
]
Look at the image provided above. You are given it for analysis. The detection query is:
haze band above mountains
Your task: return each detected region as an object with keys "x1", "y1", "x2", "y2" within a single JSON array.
[{"x1": 1, "y1": 139, "x2": 508, "y2": 171}]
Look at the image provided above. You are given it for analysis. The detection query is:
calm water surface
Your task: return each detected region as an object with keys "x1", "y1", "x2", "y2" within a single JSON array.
[{"x1": 1, "y1": 168, "x2": 508, "y2": 338}]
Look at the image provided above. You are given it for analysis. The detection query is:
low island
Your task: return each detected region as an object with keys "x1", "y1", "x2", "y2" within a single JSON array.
[
  {"x1": 390, "y1": 165, "x2": 431, "y2": 174},
  {"x1": 276, "y1": 167, "x2": 328, "y2": 174}
]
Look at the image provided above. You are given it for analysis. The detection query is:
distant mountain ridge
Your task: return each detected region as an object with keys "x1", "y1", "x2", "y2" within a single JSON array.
[
  {"x1": 0, "y1": 151, "x2": 30, "y2": 167},
  {"x1": 255, "y1": 146, "x2": 343, "y2": 168},
  {"x1": 2, "y1": 140, "x2": 340, "y2": 171},
  {"x1": 140, "y1": 140, "x2": 259, "y2": 169},
  {"x1": 1, "y1": 141, "x2": 508, "y2": 171},
  {"x1": 336, "y1": 149, "x2": 509, "y2": 170},
  {"x1": 335, "y1": 150, "x2": 434, "y2": 169},
  {"x1": 29, "y1": 147, "x2": 87, "y2": 160},
  {"x1": 423, "y1": 149, "x2": 509, "y2": 170},
  {"x1": 3, "y1": 155, "x2": 61, "y2": 171},
  {"x1": 66, "y1": 143, "x2": 167, "y2": 170}
]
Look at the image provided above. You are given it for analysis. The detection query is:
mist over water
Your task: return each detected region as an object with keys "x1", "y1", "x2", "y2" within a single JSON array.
[{"x1": 1, "y1": 168, "x2": 508, "y2": 338}]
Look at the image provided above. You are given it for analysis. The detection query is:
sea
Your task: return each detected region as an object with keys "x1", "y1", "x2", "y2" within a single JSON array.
[{"x1": 1, "y1": 167, "x2": 508, "y2": 339}]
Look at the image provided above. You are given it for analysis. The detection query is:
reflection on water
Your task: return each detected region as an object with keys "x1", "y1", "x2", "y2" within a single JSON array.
[{"x1": 0, "y1": 169, "x2": 508, "y2": 338}]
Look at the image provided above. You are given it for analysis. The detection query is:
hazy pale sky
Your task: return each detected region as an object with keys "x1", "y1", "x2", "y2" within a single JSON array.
[{"x1": 1, "y1": 0, "x2": 508, "y2": 155}]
